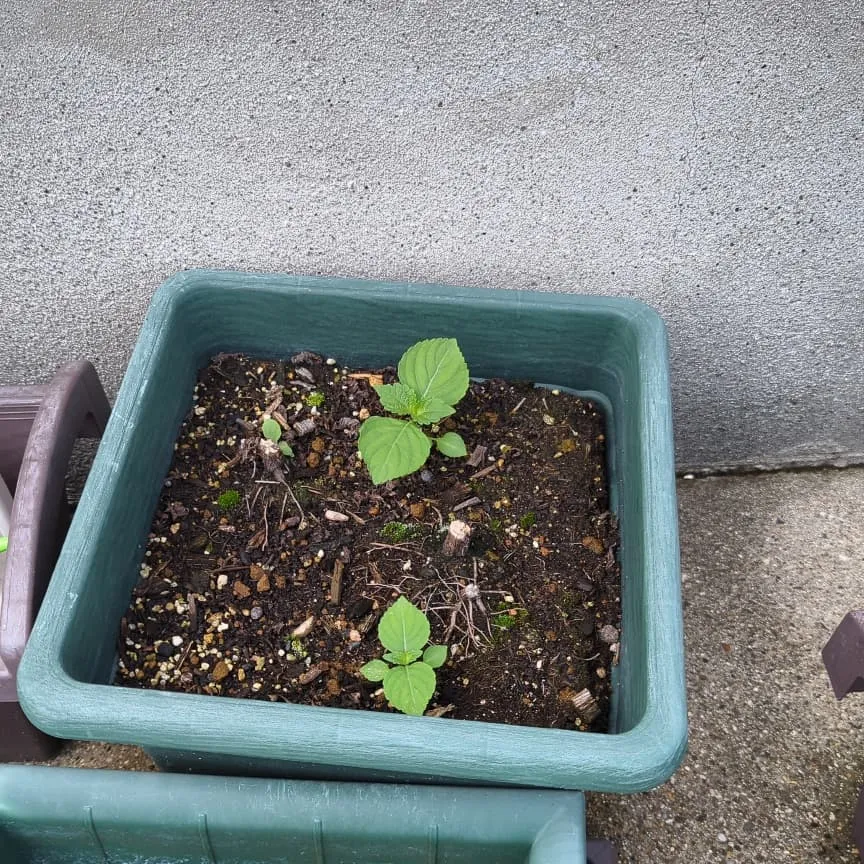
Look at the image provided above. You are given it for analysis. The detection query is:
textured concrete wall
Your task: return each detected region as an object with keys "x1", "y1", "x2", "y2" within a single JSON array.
[{"x1": 1, "y1": 1, "x2": 861, "y2": 470}]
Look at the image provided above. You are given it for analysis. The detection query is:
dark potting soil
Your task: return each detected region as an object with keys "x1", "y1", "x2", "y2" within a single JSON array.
[{"x1": 115, "y1": 353, "x2": 621, "y2": 731}]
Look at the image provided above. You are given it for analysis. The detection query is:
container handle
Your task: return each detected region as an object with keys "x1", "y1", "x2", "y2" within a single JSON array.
[{"x1": 0, "y1": 361, "x2": 110, "y2": 676}]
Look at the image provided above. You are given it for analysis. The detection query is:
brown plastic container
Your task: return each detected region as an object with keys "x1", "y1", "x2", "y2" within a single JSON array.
[
  {"x1": 0, "y1": 361, "x2": 109, "y2": 761},
  {"x1": 823, "y1": 612, "x2": 864, "y2": 862}
]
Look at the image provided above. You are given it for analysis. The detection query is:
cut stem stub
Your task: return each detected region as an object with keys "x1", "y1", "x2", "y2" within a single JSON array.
[{"x1": 442, "y1": 520, "x2": 472, "y2": 557}]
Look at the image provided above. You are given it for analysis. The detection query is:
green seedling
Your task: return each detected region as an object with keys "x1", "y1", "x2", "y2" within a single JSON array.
[
  {"x1": 379, "y1": 521, "x2": 422, "y2": 543},
  {"x1": 360, "y1": 596, "x2": 448, "y2": 716},
  {"x1": 519, "y1": 512, "x2": 537, "y2": 530},
  {"x1": 217, "y1": 489, "x2": 241, "y2": 511},
  {"x1": 0, "y1": 536, "x2": 7, "y2": 554},
  {"x1": 261, "y1": 417, "x2": 295, "y2": 458},
  {"x1": 304, "y1": 391, "x2": 325, "y2": 408},
  {"x1": 492, "y1": 613, "x2": 517, "y2": 630},
  {"x1": 491, "y1": 605, "x2": 528, "y2": 643},
  {"x1": 492, "y1": 599, "x2": 528, "y2": 630},
  {"x1": 284, "y1": 636, "x2": 309, "y2": 659},
  {"x1": 358, "y1": 338, "x2": 469, "y2": 484},
  {"x1": 492, "y1": 610, "x2": 527, "y2": 630}
]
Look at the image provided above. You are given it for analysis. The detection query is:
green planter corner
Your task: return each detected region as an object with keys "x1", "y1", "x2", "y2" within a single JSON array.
[
  {"x1": 18, "y1": 270, "x2": 686, "y2": 792},
  {"x1": 0, "y1": 766, "x2": 588, "y2": 863}
]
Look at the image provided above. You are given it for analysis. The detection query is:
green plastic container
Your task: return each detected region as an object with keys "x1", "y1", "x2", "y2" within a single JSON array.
[
  {"x1": 19, "y1": 271, "x2": 686, "y2": 792},
  {"x1": 0, "y1": 766, "x2": 588, "y2": 863}
]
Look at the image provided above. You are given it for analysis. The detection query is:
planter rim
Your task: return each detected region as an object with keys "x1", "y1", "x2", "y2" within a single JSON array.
[
  {"x1": 24, "y1": 664, "x2": 685, "y2": 791},
  {"x1": 0, "y1": 764, "x2": 588, "y2": 863},
  {"x1": 19, "y1": 269, "x2": 686, "y2": 792}
]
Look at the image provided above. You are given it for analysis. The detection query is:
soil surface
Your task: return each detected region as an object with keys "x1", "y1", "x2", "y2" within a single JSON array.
[{"x1": 115, "y1": 353, "x2": 620, "y2": 731}]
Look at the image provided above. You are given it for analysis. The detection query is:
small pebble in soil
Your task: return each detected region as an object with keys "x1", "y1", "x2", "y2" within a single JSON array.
[
  {"x1": 599, "y1": 625, "x2": 619, "y2": 644},
  {"x1": 171, "y1": 636, "x2": 183, "y2": 647},
  {"x1": 250, "y1": 606, "x2": 264, "y2": 620},
  {"x1": 291, "y1": 615, "x2": 315, "y2": 638}
]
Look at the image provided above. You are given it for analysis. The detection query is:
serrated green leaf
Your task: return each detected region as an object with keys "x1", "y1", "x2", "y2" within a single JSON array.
[
  {"x1": 435, "y1": 432, "x2": 467, "y2": 458},
  {"x1": 383, "y1": 649, "x2": 422, "y2": 666},
  {"x1": 360, "y1": 659, "x2": 390, "y2": 682},
  {"x1": 378, "y1": 596, "x2": 430, "y2": 654},
  {"x1": 410, "y1": 398, "x2": 456, "y2": 425},
  {"x1": 397, "y1": 338, "x2": 469, "y2": 407},
  {"x1": 423, "y1": 644, "x2": 448, "y2": 669},
  {"x1": 261, "y1": 418, "x2": 282, "y2": 442},
  {"x1": 374, "y1": 382, "x2": 422, "y2": 416},
  {"x1": 278, "y1": 441, "x2": 294, "y2": 457},
  {"x1": 383, "y1": 662, "x2": 436, "y2": 715},
  {"x1": 358, "y1": 417, "x2": 431, "y2": 484}
]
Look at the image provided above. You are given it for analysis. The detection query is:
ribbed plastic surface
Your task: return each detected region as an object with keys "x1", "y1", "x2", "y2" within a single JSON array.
[
  {"x1": 0, "y1": 766, "x2": 587, "y2": 863},
  {"x1": 19, "y1": 271, "x2": 686, "y2": 791}
]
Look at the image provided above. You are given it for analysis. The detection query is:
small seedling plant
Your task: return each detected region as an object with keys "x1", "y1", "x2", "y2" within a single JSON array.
[
  {"x1": 217, "y1": 489, "x2": 241, "y2": 512},
  {"x1": 261, "y1": 417, "x2": 294, "y2": 458},
  {"x1": 358, "y1": 338, "x2": 469, "y2": 484},
  {"x1": 360, "y1": 596, "x2": 448, "y2": 716}
]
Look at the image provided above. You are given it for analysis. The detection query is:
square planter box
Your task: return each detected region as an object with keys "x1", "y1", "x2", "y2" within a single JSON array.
[
  {"x1": 0, "y1": 362, "x2": 109, "y2": 761},
  {"x1": 0, "y1": 765, "x2": 594, "y2": 863},
  {"x1": 19, "y1": 271, "x2": 686, "y2": 792}
]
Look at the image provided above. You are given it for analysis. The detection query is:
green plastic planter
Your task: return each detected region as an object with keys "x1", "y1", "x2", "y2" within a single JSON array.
[
  {"x1": 0, "y1": 766, "x2": 589, "y2": 863},
  {"x1": 19, "y1": 270, "x2": 686, "y2": 792}
]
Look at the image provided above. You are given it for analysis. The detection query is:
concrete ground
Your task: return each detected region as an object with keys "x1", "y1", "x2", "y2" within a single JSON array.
[
  {"x1": 588, "y1": 468, "x2": 864, "y2": 863},
  {"x1": 42, "y1": 467, "x2": 864, "y2": 863}
]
